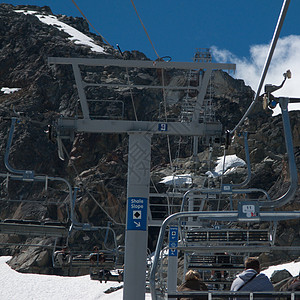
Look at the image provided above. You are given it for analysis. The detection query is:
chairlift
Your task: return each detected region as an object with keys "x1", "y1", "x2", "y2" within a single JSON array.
[
  {"x1": 1, "y1": 118, "x2": 126, "y2": 279},
  {"x1": 0, "y1": 118, "x2": 74, "y2": 248},
  {"x1": 152, "y1": 88, "x2": 298, "y2": 298},
  {"x1": 149, "y1": 208, "x2": 300, "y2": 299},
  {"x1": 51, "y1": 223, "x2": 124, "y2": 282},
  {"x1": 180, "y1": 78, "x2": 298, "y2": 209}
]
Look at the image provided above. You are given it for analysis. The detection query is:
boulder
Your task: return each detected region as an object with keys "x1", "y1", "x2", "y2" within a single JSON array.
[{"x1": 271, "y1": 269, "x2": 292, "y2": 284}]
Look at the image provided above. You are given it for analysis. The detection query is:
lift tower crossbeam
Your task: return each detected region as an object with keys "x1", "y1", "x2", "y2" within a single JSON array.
[{"x1": 48, "y1": 57, "x2": 235, "y2": 300}]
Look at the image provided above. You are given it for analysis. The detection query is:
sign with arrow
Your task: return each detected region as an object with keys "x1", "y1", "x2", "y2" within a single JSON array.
[
  {"x1": 127, "y1": 197, "x2": 147, "y2": 231},
  {"x1": 169, "y1": 248, "x2": 177, "y2": 257},
  {"x1": 169, "y1": 226, "x2": 178, "y2": 256}
]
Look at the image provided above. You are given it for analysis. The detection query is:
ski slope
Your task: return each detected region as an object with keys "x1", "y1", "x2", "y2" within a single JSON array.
[
  {"x1": 0, "y1": 256, "x2": 151, "y2": 300},
  {"x1": 1, "y1": 255, "x2": 300, "y2": 299}
]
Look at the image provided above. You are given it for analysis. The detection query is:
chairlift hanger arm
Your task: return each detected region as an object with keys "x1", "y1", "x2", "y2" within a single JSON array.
[
  {"x1": 264, "y1": 77, "x2": 286, "y2": 94},
  {"x1": 231, "y1": 132, "x2": 251, "y2": 188},
  {"x1": 3, "y1": 118, "x2": 77, "y2": 224},
  {"x1": 71, "y1": 224, "x2": 119, "y2": 251},
  {"x1": 4, "y1": 118, "x2": 30, "y2": 175},
  {"x1": 259, "y1": 97, "x2": 298, "y2": 208}
]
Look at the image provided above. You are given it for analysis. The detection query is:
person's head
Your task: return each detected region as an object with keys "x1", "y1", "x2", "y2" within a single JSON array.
[
  {"x1": 93, "y1": 246, "x2": 99, "y2": 252},
  {"x1": 245, "y1": 257, "x2": 260, "y2": 273},
  {"x1": 185, "y1": 270, "x2": 201, "y2": 282}
]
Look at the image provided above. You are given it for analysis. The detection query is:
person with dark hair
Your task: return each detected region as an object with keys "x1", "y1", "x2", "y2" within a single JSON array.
[
  {"x1": 89, "y1": 247, "x2": 115, "y2": 283},
  {"x1": 230, "y1": 257, "x2": 273, "y2": 298},
  {"x1": 89, "y1": 246, "x2": 104, "y2": 264},
  {"x1": 177, "y1": 270, "x2": 208, "y2": 300}
]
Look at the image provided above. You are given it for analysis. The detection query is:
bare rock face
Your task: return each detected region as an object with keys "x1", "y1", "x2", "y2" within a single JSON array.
[
  {"x1": 271, "y1": 269, "x2": 293, "y2": 284},
  {"x1": 0, "y1": 4, "x2": 299, "y2": 276},
  {"x1": 8, "y1": 246, "x2": 51, "y2": 274},
  {"x1": 293, "y1": 124, "x2": 300, "y2": 147}
]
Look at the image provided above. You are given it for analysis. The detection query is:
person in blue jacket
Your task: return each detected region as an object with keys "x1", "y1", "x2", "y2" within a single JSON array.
[{"x1": 230, "y1": 257, "x2": 273, "y2": 298}]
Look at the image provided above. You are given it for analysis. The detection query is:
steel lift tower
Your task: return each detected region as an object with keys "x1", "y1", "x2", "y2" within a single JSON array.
[{"x1": 48, "y1": 57, "x2": 235, "y2": 300}]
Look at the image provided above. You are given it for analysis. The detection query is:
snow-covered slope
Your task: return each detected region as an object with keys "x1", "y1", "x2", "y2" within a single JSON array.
[
  {"x1": 15, "y1": 10, "x2": 106, "y2": 53},
  {"x1": 0, "y1": 256, "x2": 151, "y2": 300},
  {"x1": 1, "y1": 255, "x2": 300, "y2": 299}
]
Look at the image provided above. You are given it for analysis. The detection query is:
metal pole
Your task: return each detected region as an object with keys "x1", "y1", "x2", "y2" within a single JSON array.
[
  {"x1": 260, "y1": 97, "x2": 298, "y2": 208},
  {"x1": 167, "y1": 226, "x2": 179, "y2": 293},
  {"x1": 193, "y1": 136, "x2": 199, "y2": 160},
  {"x1": 123, "y1": 133, "x2": 151, "y2": 300},
  {"x1": 5, "y1": 118, "x2": 26, "y2": 175},
  {"x1": 232, "y1": 132, "x2": 251, "y2": 188},
  {"x1": 230, "y1": 0, "x2": 291, "y2": 134}
]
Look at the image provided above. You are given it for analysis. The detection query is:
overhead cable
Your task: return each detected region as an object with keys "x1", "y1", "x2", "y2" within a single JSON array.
[
  {"x1": 129, "y1": 0, "x2": 175, "y2": 171},
  {"x1": 117, "y1": 44, "x2": 138, "y2": 121},
  {"x1": 130, "y1": 0, "x2": 160, "y2": 59},
  {"x1": 71, "y1": 0, "x2": 112, "y2": 47}
]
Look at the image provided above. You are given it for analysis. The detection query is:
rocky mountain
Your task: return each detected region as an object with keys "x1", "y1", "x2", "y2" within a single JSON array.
[{"x1": 0, "y1": 3, "x2": 299, "y2": 278}]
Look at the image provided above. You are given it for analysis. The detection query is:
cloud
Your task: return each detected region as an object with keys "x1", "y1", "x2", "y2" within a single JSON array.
[{"x1": 212, "y1": 35, "x2": 300, "y2": 115}]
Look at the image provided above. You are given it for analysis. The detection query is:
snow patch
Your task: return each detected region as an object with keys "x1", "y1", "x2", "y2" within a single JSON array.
[
  {"x1": 159, "y1": 174, "x2": 192, "y2": 186},
  {"x1": 15, "y1": 10, "x2": 106, "y2": 53},
  {"x1": 206, "y1": 154, "x2": 246, "y2": 178},
  {"x1": 1, "y1": 87, "x2": 21, "y2": 94},
  {"x1": 262, "y1": 261, "x2": 300, "y2": 278}
]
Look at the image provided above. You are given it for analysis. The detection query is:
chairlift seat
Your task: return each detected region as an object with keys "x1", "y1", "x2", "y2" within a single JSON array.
[
  {"x1": 44, "y1": 221, "x2": 67, "y2": 227},
  {"x1": 70, "y1": 252, "x2": 116, "y2": 269},
  {"x1": 185, "y1": 229, "x2": 270, "y2": 245},
  {"x1": 0, "y1": 220, "x2": 68, "y2": 237},
  {"x1": 187, "y1": 254, "x2": 244, "y2": 270},
  {"x1": 90, "y1": 270, "x2": 123, "y2": 282}
]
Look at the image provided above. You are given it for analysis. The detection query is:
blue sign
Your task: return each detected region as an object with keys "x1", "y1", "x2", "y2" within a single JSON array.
[
  {"x1": 169, "y1": 248, "x2": 178, "y2": 256},
  {"x1": 169, "y1": 241, "x2": 178, "y2": 249},
  {"x1": 169, "y1": 226, "x2": 178, "y2": 257},
  {"x1": 158, "y1": 123, "x2": 168, "y2": 132},
  {"x1": 169, "y1": 226, "x2": 178, "y2": 242},
  {"x1": 127, "y1": 197, "x2": 148, "y2": 231}
]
